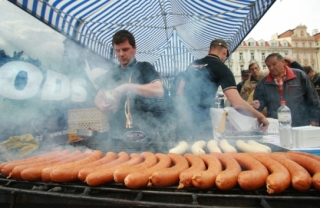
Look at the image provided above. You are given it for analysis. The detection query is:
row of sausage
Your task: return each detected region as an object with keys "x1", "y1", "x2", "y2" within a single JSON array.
[
  {"x1": 0, "y1": 149, "x2": 320, "y2": 194},
  {"x1": 169, "y1": 139, "x2": 272, "y2": 155}
]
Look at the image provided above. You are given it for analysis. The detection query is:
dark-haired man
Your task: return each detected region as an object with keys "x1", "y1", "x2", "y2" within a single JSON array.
[
  {"x1": 94, "y1": 30, "x2": 167, "y2": 151},
  {"x1": 252, "y1": 53, "x2": 320, "y2": 127},
  {"x1": 303, "y1": 65, "x2": 320, "y2": 88}
]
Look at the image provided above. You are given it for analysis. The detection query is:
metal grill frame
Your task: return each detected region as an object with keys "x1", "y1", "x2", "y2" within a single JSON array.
[{"x1": 1, "y1": 176, "x2": 320, "y2": 208}]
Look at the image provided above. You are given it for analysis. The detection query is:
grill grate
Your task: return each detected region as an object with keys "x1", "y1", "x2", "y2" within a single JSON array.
[{"x1": 1, "y1": 175, "x2": 320, "y2": 208}]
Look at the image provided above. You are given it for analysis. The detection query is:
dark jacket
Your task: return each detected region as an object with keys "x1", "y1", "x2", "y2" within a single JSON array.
[
  {"x1": 254, "y1": 66, "x2": 320, "y2": 127},
  {"x1": 311, "y1": 72, "x2": 320, "y2": 88},
  {"x1": 290, "y1": 61, "x2": 304, "y2": 71}
]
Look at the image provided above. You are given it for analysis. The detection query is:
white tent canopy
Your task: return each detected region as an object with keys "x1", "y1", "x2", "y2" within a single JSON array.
[{"x1": 8, "y1": 0, "x2": 276, "y2": 76}]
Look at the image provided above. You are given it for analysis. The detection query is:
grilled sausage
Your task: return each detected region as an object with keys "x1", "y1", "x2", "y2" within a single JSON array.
[
  {"x1": 236, "y1": 140, "x2": 268, "y2": 153},
  {"x1": 211, "y1": 153, "x2": 241, "y2": 190},
  {"x1": 228, "y1": 153, "x2": 268, "y2": 190},
  {"x1": 288, "y1": 151, "x2": 320, "y2": 163},
  {"x1": 78, "y1": 152, "x2": 130, "y2": 181},
  {"x1": 7, "y1": 150, "x2": 72, "y2": 179},
  {"x1": 207, "y1": 140, "x2": 221, "y2": 153},
  {"x1": 220, "y1": 139, "x2": 237, "y2": 153},
  {"x1": 41, "y1": 151, "x2": 93, "y2": 182},
  {"x1": 124, "y1": 153, "x2": 171, "y2": 189},
  {"x1": 20, "y1": 150, "x2": 83, "y2": 181},
  {"x1": 191, "y1": 140, "x2": 206, "y2": 155},
  {"x1": 280, "y1": 152, "x2": 320, "y2": 190},
  {"x1": 178, "y1": 153, "x2": 206, "y2": 189},
  {"x1": 0, "y1": 150, "x2": 61, "y2": 171},
  {"x1": 268, "y1": 153, "x2": 312, "y2": 191},
  {"x1": 247, "y1": 140, "x2": 271, "y2": 153},
  {"x1": 49, "y1": 150, "x2": 104, "y2": 182},
  {"x1": 113, "y1": 152, "x2": 157, "y2": 183},
  {"x1": 192, "y1": 154, "x2": 222, "y2": 189},
  {"x1": 250, "y1": 153, "x2": 290, "y2": 194},
  {"x1": 149, "y1": 153, "x2": 189, "y2": 187},
  {"x1": 1, "y1": 150, "x2": 69, "y2": 177},
  {"x1": 49, "y1": 152, "x2": 117, "y2": 183},
  {"x1": 85, "y1": 154, "x2": 143, "y2": 186},
  {"x1": 169, "y1": 141, "x2": 189, "y2": 155}
]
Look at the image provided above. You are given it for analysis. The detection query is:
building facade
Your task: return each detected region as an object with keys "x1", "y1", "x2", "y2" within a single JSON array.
[
  {"x1": 314, "y1": 32, "x2": 320, "y2": 72},
  {"x1": 276, "y1": 25, "x2": 319, "y2": 72},
  {"x1": 230, "y1": 25, "x2": 320, "y2": 82},
  {"x1": 228, "y1": 38, "x2": 292, "y2": 82}
]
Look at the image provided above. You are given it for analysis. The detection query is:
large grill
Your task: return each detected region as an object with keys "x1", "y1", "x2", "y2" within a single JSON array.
[
  {"x1": 1, "y1": 134, "x2": 320, "y2": 208},
  {"x1": 1, "y1": 174, "x2": 320, "y2": 208}
]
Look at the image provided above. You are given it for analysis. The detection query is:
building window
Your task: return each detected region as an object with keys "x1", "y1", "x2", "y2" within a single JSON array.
[
  {"x1": 262, "y1": 52, "x2": 265, "y2": 60},
  {"x1": 297, "y1": 53, "x2": 299, "y2": 59},
  {"x1": 310, "y1": 43, "x2": 312, "y2": 47},
  {"x1": 311, "y1": 53, "x2": 313, "y2": 58},
  {"x1": 284, "y1": 52, "x2": 288, "y2": 56},
  {"x1": 251, "y1": 52, "x2": 254, "y2": 60},
  {"x1": 304, "y1": 53, "x2": 307, "y2": 58},
  {"x1": 263, "y1": 65, "x2": 266, "y2": 70},
  {"x1": 240, "y1": 65, "x2": 244, "y2": 70},
  {"x1": 283, "y1": 42, "x2": 287, "y2": 46},
  {"x1": 239, "y1": 53, "x2": 243, "y2": 60},
  {"x1": 260, "y1": 42, "x2": 264, "y2": 46},
  {"x1": 295, "y1": 43, "x2": 298, "y2": 47},
  {"x1": 302, "y1": 43, "x2": 305, "y2": 47}
]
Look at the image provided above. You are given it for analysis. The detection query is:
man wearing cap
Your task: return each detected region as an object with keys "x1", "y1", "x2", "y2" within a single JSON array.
[
  {"x1": 172, "y1": 39, "x2": 269, "y2": 141},
  {"x1": 237, "y1": 70, "x2": 251, "y2": 93}
]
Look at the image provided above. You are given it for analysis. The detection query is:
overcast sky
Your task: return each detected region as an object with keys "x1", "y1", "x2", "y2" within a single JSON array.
[
  {"x1": 0, "y1": 0, "x2": 319, "y2": 68},
  {"x1": 245, "y1": 0, "x2": 320, "y2": 40},
  {"x1": 0, "y1": 0, "x2": 65, "y2": 69}
]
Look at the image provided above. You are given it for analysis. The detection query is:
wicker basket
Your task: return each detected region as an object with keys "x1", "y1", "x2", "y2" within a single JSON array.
[{"x1": 68, "y1": 108, "x2": 110, "y2": 133}]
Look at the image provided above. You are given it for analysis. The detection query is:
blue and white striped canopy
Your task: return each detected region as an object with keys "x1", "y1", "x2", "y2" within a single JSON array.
[{"x1": 8, "y1": 0, "x2": 276, "y2": 76}]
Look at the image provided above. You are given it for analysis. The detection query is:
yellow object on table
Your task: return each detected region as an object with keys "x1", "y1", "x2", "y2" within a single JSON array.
[
  {"x1": 217, "y1": 110, "x2": 227, "y2": 133},
  {"x1": 0, "y1": 134, "x2": 39, "y2": 156}
]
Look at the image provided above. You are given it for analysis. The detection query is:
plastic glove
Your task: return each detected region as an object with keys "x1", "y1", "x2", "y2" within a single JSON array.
[{"x1": 94, "y1": 89, "x2": 120, "y2": 114}]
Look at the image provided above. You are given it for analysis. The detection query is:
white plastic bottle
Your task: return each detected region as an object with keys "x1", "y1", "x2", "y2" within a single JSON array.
[{"x1": 277, "y1": 100, "x2": 292, "y2": 148}]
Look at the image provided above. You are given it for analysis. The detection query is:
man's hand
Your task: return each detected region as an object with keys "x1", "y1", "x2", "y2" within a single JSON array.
[
  {"x1": 251, "y1": 100, "x2": 260, "y2": 109},
  {"x1": 257, "y1": 117, "x2": 269, "y2": 132},
  {"x1": 310, "y1": 121, "x2": 319, "y2": 126}
]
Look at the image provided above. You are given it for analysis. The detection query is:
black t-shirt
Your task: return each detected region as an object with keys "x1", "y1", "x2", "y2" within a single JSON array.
[
  {"x1": 176, "y1": 54, "x2": 236, "y2": 140},
  {"x1": 182, "y1": 54, "x2": 236, "y2": 109},
  {"x1": 97, "y1": 59, "x2": 162, "y2": 143}
]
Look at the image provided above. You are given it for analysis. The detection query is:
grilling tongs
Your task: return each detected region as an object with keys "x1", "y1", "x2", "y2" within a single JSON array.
[
  {"x1": 125, "y1": 91, "x2": 133, "y2": 128},
  {"x1": 125, "y1": 72, "x2": 133, "y2": 129}
]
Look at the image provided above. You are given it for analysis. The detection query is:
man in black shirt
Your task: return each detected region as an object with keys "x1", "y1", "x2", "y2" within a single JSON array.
[
  {"x1": 94, "y1": 30, "x2": 166, "y2": 151},
  {"x1": 173, "y1": 39, "x2": 269, "y2": 141}
]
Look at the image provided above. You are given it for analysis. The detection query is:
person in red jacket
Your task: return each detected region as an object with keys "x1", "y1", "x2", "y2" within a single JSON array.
[{"x1": 252, "y1": 53, "x2": 320, "y2": 127}]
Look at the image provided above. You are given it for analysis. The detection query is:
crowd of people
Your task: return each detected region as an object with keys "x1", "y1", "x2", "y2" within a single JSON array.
[
  {"x1": 237, "y1": 54, "x2": 320, "y2": 127},
  {"x1": 94, "y1": 29, "x2": 320, "y2": 151}
]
